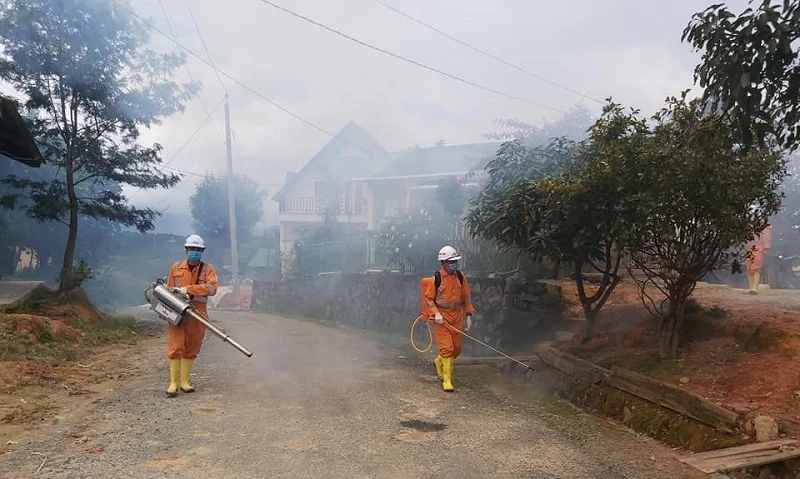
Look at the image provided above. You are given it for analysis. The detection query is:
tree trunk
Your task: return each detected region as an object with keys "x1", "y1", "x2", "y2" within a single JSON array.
[
  {"x1": 59, "y1": 154, "x2": 78, "y2": 294},
  {"x1": 582, "y1": 309, "x2": 599, "y2": 343},
  {"x1": 552, "y1": 259, "x2": 561, "y2": 279},
  {"x1": 657, "y1": 299, "x2": 687, "y2": 358},
  {"x1": 573, "y1": 263, "x2": 594, "y2": 344}
]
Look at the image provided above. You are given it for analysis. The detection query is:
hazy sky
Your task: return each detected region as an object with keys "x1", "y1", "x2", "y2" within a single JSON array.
[{"x1": 6, "y1": 0, "x2": 753, "y2": 216}]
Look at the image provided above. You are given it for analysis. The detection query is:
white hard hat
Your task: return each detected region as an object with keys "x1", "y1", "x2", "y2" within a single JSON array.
[
  {"x1": 437, "y1": 245, "x2": 461, "y2": 262},
  {"x1": 184, "y1": 234, "x2": 206, "y2": 249}
]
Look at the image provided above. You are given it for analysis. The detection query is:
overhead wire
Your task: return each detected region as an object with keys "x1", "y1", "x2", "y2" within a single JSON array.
[
  {"x1": 118, "y1": 0, "x2": 406, "y2": 187},
  {"x1": 368, "y1": 0, "x2": 603, "y2": 105},
  {"x1": 128, "y1": 96, "x2": 225, "y2": 200},
  {"x1": 253, "y1": 0, "x2": 567, "y2": 114},
  {"x1": 186, "y1": 2, "x2": 228, "y2": 94},
  {"x1": 114, "y1": 0, "x2": 337, "y2": 139},
  {"x1": 156, "y1": 0, "x2": 224, "y2": 139},
  {"x1": 162, "y1": 95, "x2": 226, "y2": 169}
]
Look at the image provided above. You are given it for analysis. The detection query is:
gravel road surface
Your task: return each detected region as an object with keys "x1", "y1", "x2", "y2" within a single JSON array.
[{"x1": 1, "y1": 311, "x2": 704, "y2": 479}]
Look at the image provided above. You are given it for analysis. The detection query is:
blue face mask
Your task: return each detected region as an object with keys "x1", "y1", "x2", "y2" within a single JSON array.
[
  {"x1": 187, "y1": 251, "x2": 203, "y2": 263},
  {"x1": 448, "y1": 262, "x2": 459, "y2": 271}
]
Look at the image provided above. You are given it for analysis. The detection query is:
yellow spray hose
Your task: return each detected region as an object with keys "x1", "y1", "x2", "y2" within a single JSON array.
[
  {"x1": 411, "y1": 315, "x2": 537, "y2": 372},
  {"x1": 410, "y1": 314, "x2": 433, "y2": 353}
]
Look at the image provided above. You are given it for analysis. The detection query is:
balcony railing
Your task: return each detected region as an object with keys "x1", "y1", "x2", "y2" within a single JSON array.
[{"x1": 279, "y1": 197, "x2": 366, "y2": 215}]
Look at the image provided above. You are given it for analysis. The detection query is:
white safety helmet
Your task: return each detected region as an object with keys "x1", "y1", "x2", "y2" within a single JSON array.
[
  {"x1": 437, "y1": 245, "x2": 461, "y2": 262},
  {"x1": 184, "y1": 234, "x2": 206, "y2": 249}
]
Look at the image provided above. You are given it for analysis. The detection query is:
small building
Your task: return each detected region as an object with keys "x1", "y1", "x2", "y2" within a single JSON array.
[
  {"x1": 271, "y1": 122, "x2": 390, "y2": 273},
  {"x1": 355, "y1": 141, "x2": 501, "y2": 231}
]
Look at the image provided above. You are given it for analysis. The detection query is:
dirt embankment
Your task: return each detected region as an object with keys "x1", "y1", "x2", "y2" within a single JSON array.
[
  {"x1": 0, "y1": 284, "x2": 159, "y2": 451},
  {"x1": 555, "y1": 280, "x2": 800, "y2": 427}
]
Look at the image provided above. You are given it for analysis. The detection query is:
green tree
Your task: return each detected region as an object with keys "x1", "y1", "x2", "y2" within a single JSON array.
[
  {"x1": 467, "y1": 108, "x2": 645, "y2": 340},
  {"x1": 683, "y1": 0, "x2": 800, "y2": 151},
  {"x1": 0, "y1": 0, "x2": 197, "y2": 292},
  {"x1": 189, "y1": 174, "x2": 265, "y2": 265},
  {"x1": 485, "y1": 104, "x2": 593, "y2": 145},
  {"x1": 376, "y1": 204, "x2": 451, "y2": 273},
  {"x1": 628, "y1": 92, "x2": 786, "y2": 358}
]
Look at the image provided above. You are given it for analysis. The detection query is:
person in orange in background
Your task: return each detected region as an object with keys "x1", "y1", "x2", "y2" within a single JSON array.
[
  {"x1": 745, "y1": 224, "x2": 772, "y2": 294},
  {"x1": 164, "y1": 234, "x2": 218, "y2": 397},
  {"x1": 424, "y1": 245, "x2": 475, "y2": 392}
]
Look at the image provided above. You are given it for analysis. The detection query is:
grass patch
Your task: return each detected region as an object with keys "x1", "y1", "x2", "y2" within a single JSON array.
[
  {"x1": 551, "y1": 370, "x2": 748, "y2": 452},
  {"x1": 0, "y1": 328, "x2": 79, "y2": 362},
  {"x1": 0, "y1": 312, "x2": 140, "y2": 363},
  {"x1": 76, "y1": 313, "x2": 139, "y2": 345},
  {"x1": 4, "y1": 284, "x2": 58, "y2": 314},
  {"x1": 734, "y1": 322, "x2": 784, "y2": 353},
  {"x1": 591, "y1": 351, "x2": 677, "y2": 377},
  {"x1": 682, "y1": 299, "x2": 727, "y2": 345}
]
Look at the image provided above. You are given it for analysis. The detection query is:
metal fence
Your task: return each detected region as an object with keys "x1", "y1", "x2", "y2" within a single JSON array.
[
  {"x1": 286, "y1": 234, "x2": 371, "y2": 277},
  {"x1": 286, "y1": 231, "x2": 524, "y2": 278}
]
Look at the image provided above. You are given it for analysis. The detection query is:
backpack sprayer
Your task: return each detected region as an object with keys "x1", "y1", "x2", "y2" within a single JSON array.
[
  {"x1": 410, "y1": 275, "x2": 536, "y2": 373},
  {"x1": 145, "y1": 278, "x2": 253, "y2": 358}
]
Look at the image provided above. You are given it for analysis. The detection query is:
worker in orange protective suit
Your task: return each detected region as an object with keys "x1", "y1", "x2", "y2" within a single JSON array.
[
  {"x1": 745, "y1": 224, "x2": 772, "y2": 294},
  {"x1": 164, "y1": 234, "x2": 218, "y2": 397},
  {"x1": 424, "y1": 245, "x2": 475, "y2": 392}
]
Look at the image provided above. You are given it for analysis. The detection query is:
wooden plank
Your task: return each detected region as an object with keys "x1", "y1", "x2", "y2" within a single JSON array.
[
  {"x1": 697, "y1": 448, "x2": 797, "y2": 472},
  {"x1": 533, "y1": 345, "x2": 609, "y2": 385},
  {"x1": 680, "y1": 439, "x2": 796, "y2": 462},
  {"x1": 682, "y1": 448, "x2": 786, "y2": 469},
  {"x1": 607, "y1": 366, "x2": 738, "y2": 432},
  {"x1": 688, "y1": 447, "x2": 800, "y2": 473}
]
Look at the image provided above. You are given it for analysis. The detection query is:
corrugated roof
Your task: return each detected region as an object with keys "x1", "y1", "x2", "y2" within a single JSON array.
[
  {"x1": 0, "y1": 97, "x2": 44, "y2": 168},
  {"x1": 374, "y1": 142, "x2": 501, "y2": 178}
]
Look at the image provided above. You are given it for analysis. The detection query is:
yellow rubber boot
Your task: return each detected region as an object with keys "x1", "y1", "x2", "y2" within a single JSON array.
[
  {"x1": 166, "y1": 359, "x2": 180, "y2": 397},
  {"x1": 752, "y1": 272, "x2": 761, "y2": 294},
  {"x1": 180, "y1": 358, "x2": 195, "y2": 393},
  {"x1": 441, "y1": 357, "x2": 454, "y2": 392},
  {"x1": 433, "y1": 355, "x2": 443, "y2": 380}
]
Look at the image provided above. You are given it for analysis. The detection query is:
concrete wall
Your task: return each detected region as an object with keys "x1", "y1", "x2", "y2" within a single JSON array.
[{"x1": 252, "y1": 272, "x2": 563, "y2": 355}]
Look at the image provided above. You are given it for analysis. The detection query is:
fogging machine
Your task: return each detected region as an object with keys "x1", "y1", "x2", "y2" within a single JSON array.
[{"x1": 145, "y1": 278, "x2": 253, "y2": 358}]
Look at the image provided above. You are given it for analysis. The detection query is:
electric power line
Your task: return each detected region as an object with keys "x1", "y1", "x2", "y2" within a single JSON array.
[
  {"x1": 254, "y1": 0, "x2": 566, "y2": 114},
  {"x1": 162, "y1": 164, "x2": 215, "y2": 178},
  {"x1": 368, "y1": 0, "x2": 603, "y2": 105},
  {"x1": 156, "y1": 0, "x2": 224, "y2": 139},
  {"x1": 163, "y1": 95, "x2": 226, "y2": 169},
  {"x1": 114, "y1": 0, "x2": 336, "y2": 139},
  {"x1": 186, "y1": 2, "x2": 228, "y2": 94},
  {"x1": 116, "y1": 0, "x2": 389, "y2": 203},
  {"x1": 128, "y1": 96, "x2": 225, "y2": 200}
]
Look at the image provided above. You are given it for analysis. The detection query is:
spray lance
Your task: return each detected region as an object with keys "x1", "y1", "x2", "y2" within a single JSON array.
[
  {"x1": 144, "y1": 279, "x2": 253, "y2": 358},
  {"x1": 410, "y1": 276, "x2": 536, "y2": 373}
]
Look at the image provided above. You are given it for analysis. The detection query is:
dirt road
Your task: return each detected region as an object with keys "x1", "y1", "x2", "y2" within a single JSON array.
[{"x1": 1, "y1": 311, "x2": 704, "y2": 479}]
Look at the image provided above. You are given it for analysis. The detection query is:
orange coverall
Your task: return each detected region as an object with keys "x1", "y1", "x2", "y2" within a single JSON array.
[
  {"x1": 166, "y1": 260, "x2": 218, "y2": 360},
  {"x1": 746, "y1": 226, "x2": 772, "y2": 275},
  {"x1": 424, "y1": 267, "x2": 475, "y2": 359}
]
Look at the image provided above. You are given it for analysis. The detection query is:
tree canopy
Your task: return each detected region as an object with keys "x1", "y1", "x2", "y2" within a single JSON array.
[
  {"x1": 627, "y1": 92, "x2": 786, "y2": 357},
  {"x1": 467, "y1": 106, "x2": 646, "y2": 340},
  {"x1": 683, "y1": 0, "x2": 800, "y2": 151},
  {"x1": 0, "y1": 0, "x2": 197, "y2": 290},
  {"x1": 467, "y1": 91, "x2": 787, "y2": 357},
  {"x1": 189, "y1": 174, "x2": 265, "y2": 262}
]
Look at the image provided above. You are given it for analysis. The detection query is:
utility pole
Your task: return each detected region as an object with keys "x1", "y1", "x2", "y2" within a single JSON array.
[{"x1": 224, "y1": 93, "x2": 240, "y2": 294}]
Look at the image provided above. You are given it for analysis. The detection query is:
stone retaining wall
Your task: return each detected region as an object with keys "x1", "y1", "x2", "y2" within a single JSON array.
[{"x1": 252, "y1": 272, "x2": 563, "y2": 355}]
